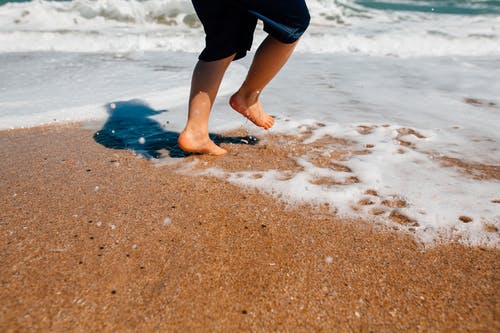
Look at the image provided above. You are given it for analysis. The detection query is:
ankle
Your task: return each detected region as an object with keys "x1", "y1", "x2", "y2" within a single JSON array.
[
  {"x1": 183, "y1": 124, "x2": 208, "y2": 137},
  {"x1": 235, "y1": 88, "x2": 261, "y2": 106}
]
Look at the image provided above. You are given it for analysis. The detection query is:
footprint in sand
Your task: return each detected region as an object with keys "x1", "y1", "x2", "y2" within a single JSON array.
[
  {"x1": 389, "y1": 210, "x2": 419, "y2": 227},
  {"x1": 309, "y1": 176, "x2": 360, "y2": 187},
  {"x1": 308, "y1": 156, "x2": 353, "y2": 173},
  {"x1": 464, "y1": 97, "x2": 498, "y2": 108},
  {"x1": 370, "y1": 207, "x2": 386, "y2": 216},
  {"x1": 459, "y1": 215, "x2": 473, "y2": 223},
  {"x1": 396, "y1": 128, "x2": 426, "y2": 148},
  {"x1": 484, "y1": 224, "x2": 498, "y2": 233},
  {"x1": 275, "y1": 170, "x2": 296, "y2": 181},
  {"x1": 356, "y1": 125, "x2": 378, "y2": 135},
  {"x1": 364, "y1": 189, "x2": 379, "y2": 196},
  {"x1": 381, "y1": 196, "x2": 408, "y2": 208},
  {"x1": 358, "y1": 198, "x2": 375, "y2": 206}
]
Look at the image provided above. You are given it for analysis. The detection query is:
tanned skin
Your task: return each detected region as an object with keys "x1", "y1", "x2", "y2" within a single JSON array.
[{"x1": 178, "y1": 35, "x2": 299, "y2": 155}]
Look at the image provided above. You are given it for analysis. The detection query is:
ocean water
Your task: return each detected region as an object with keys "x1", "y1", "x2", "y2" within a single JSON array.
[
  {"x1": 0, "y1": 0, "x2": 499, "y2": 55},
  {"x1": 0, "y1": 0, "x2": 499, "y2": 247}
]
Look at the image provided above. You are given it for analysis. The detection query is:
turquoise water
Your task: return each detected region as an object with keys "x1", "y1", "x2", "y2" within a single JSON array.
[
  {"x1": 0, "y1": 0, "x2": 29, "y2": 4},
  {"x1": 355, "y1": 0, "x2": 500, "y2": 15},
  {"x1": 1, "y1": 0, "x2": 500, "y2": 15},
  {"x1": 0, "y1": 0, "x2": 67, "y2": 5}
]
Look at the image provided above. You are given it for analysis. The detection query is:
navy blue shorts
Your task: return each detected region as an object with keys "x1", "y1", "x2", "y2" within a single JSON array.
[{"x1": 192, "y1": 0, "x2": 310, "y2": 61}]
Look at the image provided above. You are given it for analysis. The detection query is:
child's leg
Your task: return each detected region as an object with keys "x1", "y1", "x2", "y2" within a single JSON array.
[
  {"x1": 230, "y1": 35, "x2": 299, "y2": 130},
  {"x1": 178, "y1": 54, "x2": 235, "y2": 155}
]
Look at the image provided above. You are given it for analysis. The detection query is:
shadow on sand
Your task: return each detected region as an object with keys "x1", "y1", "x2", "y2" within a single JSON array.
[{"x1": 93, "y1": 99, "x2": 258, "y2": 159}]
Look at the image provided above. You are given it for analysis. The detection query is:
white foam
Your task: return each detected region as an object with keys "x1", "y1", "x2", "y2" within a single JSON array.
[
  {"x1": 0, "y1": 52, "x2": 246, "y2": 130},
  {"x1": 0, "y1": 0, "x2": 498, "y2": 56},
  {"x1": 1, "y1": 51, "x2": 498, "y2": 247},
  {"x1": 203, "y1": 121, "x2": 499, "y2": 247}
]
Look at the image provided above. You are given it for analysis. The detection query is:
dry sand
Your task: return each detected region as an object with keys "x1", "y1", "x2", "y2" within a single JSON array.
[{"x1": 0, "y1": 124, "x2": 498, "y2": 332}]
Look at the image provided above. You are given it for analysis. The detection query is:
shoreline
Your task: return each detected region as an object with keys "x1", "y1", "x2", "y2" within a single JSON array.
[{"x1": 0, "y1": 124, "x2": 498, "y2": 331}]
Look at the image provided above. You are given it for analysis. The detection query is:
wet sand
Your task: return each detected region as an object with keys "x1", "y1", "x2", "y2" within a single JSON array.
[{"x1": 0, "y1": 124, "x2": 498, "y2": 332}]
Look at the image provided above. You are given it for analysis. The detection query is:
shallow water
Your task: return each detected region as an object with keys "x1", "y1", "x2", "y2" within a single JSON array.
[
  {"x1": 1, "y1": 51, "x2": 498, "y2": 247},
  {"x1": 1, "y1": 0, "x2": 498, "y2": 246}
]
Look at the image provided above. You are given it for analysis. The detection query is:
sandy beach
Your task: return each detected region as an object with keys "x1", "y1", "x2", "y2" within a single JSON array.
[
  {"x1": 2, "y1": 0, "x2": 500, "y2": 331},
  {"x1": 0, "y1": 124, "x2": 498, "y2": 332}
]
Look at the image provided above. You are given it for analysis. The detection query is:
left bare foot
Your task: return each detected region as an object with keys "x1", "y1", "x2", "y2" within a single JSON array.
[{"x1": 178, "y1": 129, "x2": 227, "y2": 156}]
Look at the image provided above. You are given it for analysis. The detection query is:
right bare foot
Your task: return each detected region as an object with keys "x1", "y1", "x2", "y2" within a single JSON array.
[
  {"x1": 229, "y1": 93, "x2": 275, "y2": 130},
  {"x1": 178, "y1": 130, "x2": 227, "y2": 156}
]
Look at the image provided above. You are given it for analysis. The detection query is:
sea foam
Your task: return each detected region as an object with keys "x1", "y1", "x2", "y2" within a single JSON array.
[
  {"x1": 0, "y1": 45, "x2": 498, "y2": 247},
  {"x1": 201, "y1": 121, "x2": 499, "y2": 247},
  {"x1": 0, "y1": 0, "x2": 499, "y2": 56}
]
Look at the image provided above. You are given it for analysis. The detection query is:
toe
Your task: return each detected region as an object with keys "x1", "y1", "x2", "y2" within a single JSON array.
[{"x1": 265, "y1": 117, "x2": 274, "y2": 129}]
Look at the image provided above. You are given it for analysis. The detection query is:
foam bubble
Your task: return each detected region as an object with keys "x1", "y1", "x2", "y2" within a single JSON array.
[{"x1": 163, "y1": 217, "x2": 172, "y2": 226}]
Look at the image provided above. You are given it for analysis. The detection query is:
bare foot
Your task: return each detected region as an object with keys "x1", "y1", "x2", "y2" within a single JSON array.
[
  {"x1": 178, "y1": 130, "x2": 227, "y2": 156},
  {"x1": 229, "y1": 93, "x2": 275, "y2": 130}
]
